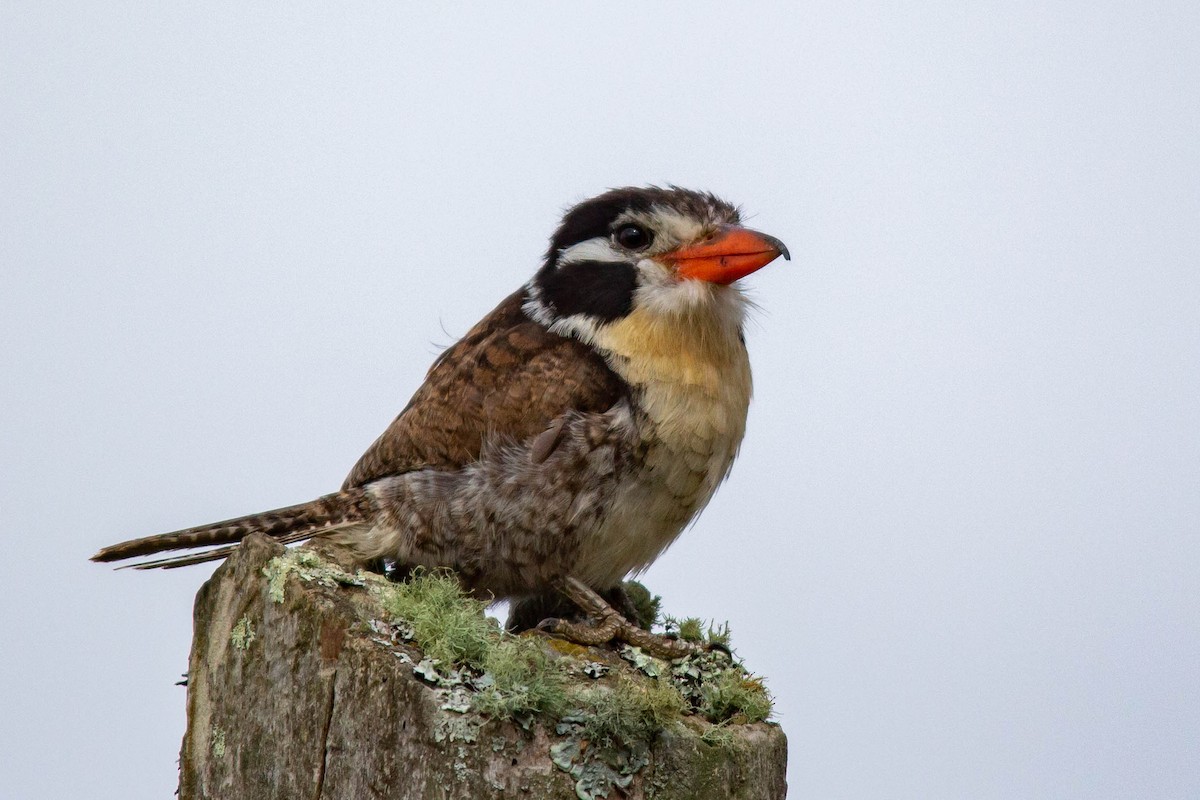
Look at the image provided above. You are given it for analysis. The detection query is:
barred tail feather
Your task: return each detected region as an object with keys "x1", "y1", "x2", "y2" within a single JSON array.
[{"x1": 90, "y1": 489, "x2": 372, "y2": 570}]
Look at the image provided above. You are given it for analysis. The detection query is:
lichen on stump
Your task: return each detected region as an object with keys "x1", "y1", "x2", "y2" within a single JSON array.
[{"x1": 179, "y1": 533, "x2": 787, "y2": 800}]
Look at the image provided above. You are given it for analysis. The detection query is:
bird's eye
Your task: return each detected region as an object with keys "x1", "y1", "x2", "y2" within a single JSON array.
[{"x1": 614, "y1": 224, "x2": 653, "y2": 251}]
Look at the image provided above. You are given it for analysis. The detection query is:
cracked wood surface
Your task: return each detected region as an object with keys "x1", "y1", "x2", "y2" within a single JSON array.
[{"x1": 178, "y1": 534, "x2": 788, "y2": 799}]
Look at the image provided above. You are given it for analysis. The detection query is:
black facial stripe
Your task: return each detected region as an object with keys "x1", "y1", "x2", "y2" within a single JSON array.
[
  {"x1": 545, "y1": 186, "x2": 741, "y2": 267},
  {"x1": 536, "y1": 260, "x2": 637, "y2": 323},
  {"x1": 546, "y1": 192, "x2": 655, "y2": 265}
]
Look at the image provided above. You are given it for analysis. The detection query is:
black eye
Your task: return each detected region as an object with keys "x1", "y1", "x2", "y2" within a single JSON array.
[{"x1": 614, "y1": 224, "x2": 653, "y2": 251}]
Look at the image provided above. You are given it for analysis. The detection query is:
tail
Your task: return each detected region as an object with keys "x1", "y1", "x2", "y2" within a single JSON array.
[{"x1": 91, "y1": 489, "x2": 373, "y2": 570}]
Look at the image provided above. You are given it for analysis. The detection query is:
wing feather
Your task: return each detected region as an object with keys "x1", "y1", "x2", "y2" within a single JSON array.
[{"x1": 342, "y1": 289, "x2": 627, "y2": 488}]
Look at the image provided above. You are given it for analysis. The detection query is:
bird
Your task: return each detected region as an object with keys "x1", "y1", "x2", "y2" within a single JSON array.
[{"x1": 92, "y1": 186, "x2": 789, "y2": 658}]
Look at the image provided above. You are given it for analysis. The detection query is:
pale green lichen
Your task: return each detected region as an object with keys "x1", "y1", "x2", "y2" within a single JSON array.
[
  {"x1": 433, "y1": 712, "x2": 481, "y2": 744},
  {"x1": 619, "y1": 645, "x2": 663, "y2": 678},
  {"x1": 230, "y1": 615, "x2": 255, "y2": 650},
  {"x1": 552, "y1": 733, "x2": 647, "y2": 799},
  {"x1": 581, "y1": 661, "x2": 610, "y2": 679},
  {"x1": 452, "y1": 750, "x2": 470, "y2": 783},
  {"x1": 210, "y1": 726, "x2": 226, "y2": 758},
  {"x1": 263, "y1": 550, "x2": 366, "y2": 603}
]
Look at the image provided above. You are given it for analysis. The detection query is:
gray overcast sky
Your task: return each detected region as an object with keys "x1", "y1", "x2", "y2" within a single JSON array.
[{"x1": 2, "y1": 3, "x2": 1198, "y2": 798}]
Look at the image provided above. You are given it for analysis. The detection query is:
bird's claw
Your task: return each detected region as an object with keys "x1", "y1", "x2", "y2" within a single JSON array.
[
  {"x1": 536, "y1": 613, "x2": 701, "y2": 659},
  {"x1": 541, "y1": 576, "x2": 704, "y2": 659}
]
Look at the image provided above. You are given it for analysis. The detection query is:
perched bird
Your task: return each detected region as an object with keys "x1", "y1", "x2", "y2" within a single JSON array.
[{"x1": 93, "y1": 186, "x2": 788, "y2": 657}]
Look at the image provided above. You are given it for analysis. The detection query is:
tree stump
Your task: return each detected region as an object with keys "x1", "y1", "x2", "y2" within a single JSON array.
[{"x1": 179, "y1": 533, "x2": 788, "y2": 799}]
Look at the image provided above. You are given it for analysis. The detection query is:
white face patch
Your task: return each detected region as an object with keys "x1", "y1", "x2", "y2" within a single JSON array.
[
  {"x1": 614, "y1": 207, "x2": 710, "y2": 256},
  {"x1": 556, "y1": 237, "x2": 626, "y2": 266}
]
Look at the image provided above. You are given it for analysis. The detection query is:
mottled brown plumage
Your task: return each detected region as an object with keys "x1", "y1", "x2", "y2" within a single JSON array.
[
  {"x1": 343, "y1": 290, "x2": 627, "y2": 488},
  {"x1": 93, "y1": 186, "x2": 789, "y2": 658}
]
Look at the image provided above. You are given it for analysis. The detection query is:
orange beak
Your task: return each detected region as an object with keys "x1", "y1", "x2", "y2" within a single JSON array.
[{"x1": 664, "y1": 225, "x2": 790, "y2": 285}]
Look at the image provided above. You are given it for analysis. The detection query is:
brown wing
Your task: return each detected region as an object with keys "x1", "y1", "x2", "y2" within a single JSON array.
[{"x1": 342, "y1": 289, "x2": 628, "y2": 489}]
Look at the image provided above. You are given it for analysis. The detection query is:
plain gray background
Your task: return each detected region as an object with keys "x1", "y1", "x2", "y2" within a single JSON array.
[{"x1": 3, "y1": 3, "x2": 1198, "y2": 798}]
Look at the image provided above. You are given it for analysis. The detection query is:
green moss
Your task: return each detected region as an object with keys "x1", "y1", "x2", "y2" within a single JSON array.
[
  {"x1": 702, "y1": 621, "x2": 731, "y2": 650},
  {"x1": 571, "y1": 673, "x2": 686, "y2": 748},
  {"x1": 698, "y1": 670, "x2": 772, "y2": 724},
  {"x1": 370, "y1": 568, "x2": 495, "y2": 666},
  {"x1": 675, "y1": 617, "x2": 706, "y2": 643},
  {"x1": 623, "y1": 580, "x2": 662, "y2": 630},
  {"x1": 663, "y1": 616, "x2": 731, "y2": 648},
  {"x1": 473, "y1": 637, "x2": 570, "y2": 720}
]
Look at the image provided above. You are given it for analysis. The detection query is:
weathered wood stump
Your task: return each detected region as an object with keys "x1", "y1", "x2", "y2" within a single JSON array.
[{"x1": 179, "y1": 534, "x2": 787, "y2": 799}]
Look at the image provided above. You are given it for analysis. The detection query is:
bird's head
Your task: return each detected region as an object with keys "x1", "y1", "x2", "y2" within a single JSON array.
[{"x1": 524, "y1": 186, "x2": 789, "y2": 336}]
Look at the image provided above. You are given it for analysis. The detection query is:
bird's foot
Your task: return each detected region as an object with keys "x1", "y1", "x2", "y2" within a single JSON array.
[
  {"x1": 536, "y1": 576, "x2": 700, "y2": 660},
  {"x1": 536, "y1": 614, "x2": 700, "y2": 659},
  {"x1": 536, "y1": 610, "x2": 622, "y2": 646},
  {"x1": 506, "y1": 582, "x2": 654, "y2": 633}
]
